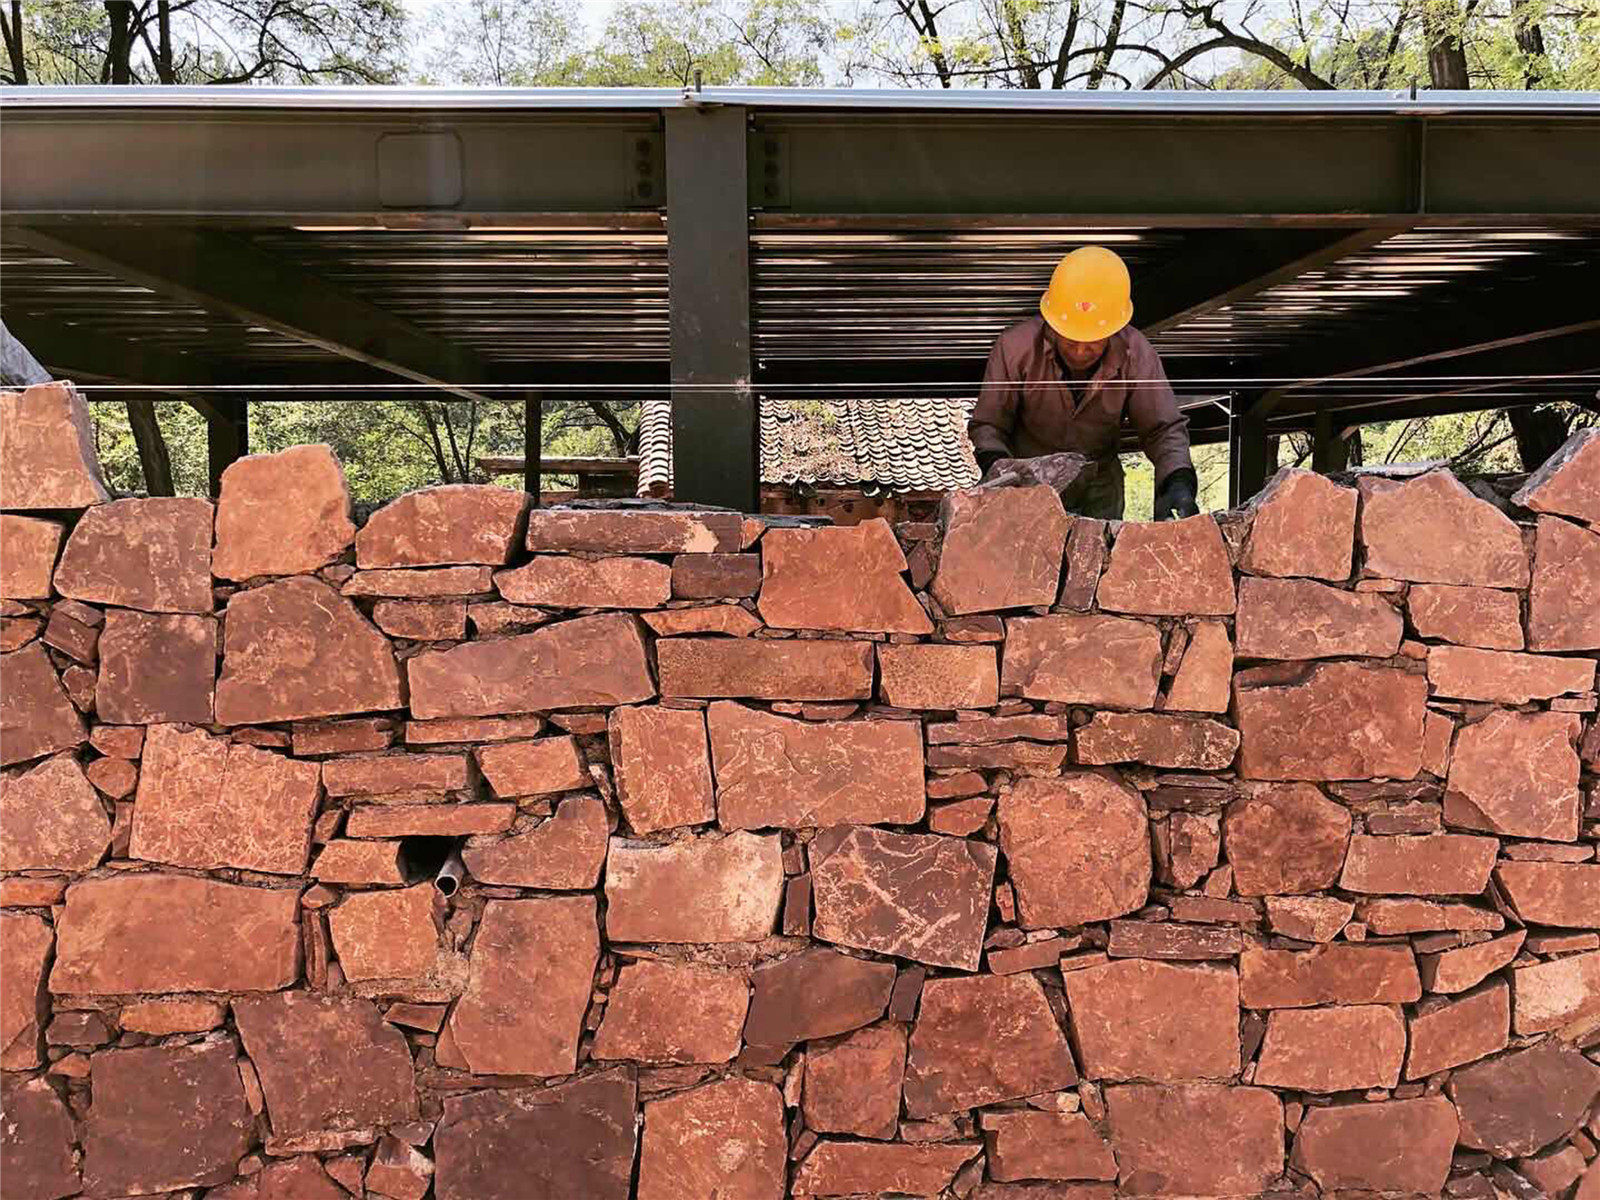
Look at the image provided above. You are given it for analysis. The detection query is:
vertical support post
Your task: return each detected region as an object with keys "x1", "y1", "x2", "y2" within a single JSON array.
[
  {"x1": 1228, "y1": 396, "x2": 1271, "y2": 508},
  {"x1": 665, "y1": 105, "x2": 756, "y2": 512},
  {"x1": 206, "y1": 398, "x2": 248, "y2": 498},
  {"x1": 524, "y1": 393, "x2": 543, "y2": 506},
  {"x1": 1312, "y1": 408, "x2": 1351, "y2": 473}
]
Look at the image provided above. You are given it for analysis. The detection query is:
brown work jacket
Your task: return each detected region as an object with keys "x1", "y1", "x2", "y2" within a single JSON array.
[{"x1": 970, "y1": 319, "x2": 1194, "y2": 515}]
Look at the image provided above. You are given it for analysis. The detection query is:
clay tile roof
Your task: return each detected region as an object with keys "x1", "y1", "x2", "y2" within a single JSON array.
[{"x1": 636, "y1": 397, "x2": 979, "y2": 498}]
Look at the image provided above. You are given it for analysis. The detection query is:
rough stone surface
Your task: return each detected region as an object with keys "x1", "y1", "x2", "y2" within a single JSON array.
[
  {"x1": 323, "y1": 751, "x2": 468, "y2": 795},
  {"x1": 1512, "y1": 425, "x2": 1600, "y2": 525},
  {"x1": 759, "y1": 520, "x2": 932, "y2": 633},
  {"x1": 1528, "y1": 514, "x2": 1600, "y2": 650},
  {"x1": 593, "y1": 960, "x2": 749, "y2": 1063},
  {"x1": 372, "y1": 599, "x2": 467, "y2": 640},
  {"x1": 356, "y1": 484, "x2": 526, "y2": 567},
  {"x1": 216, "y1": 577, "x2": 404, "y2": 725},
  {"x1": 1264, "y1": 895, "x2": 1353, "y2": 942},
  {"x1": 327, "y1": 882, "x2": 439, "y2": 983},
  {"x1": 793, "y1": 1141, "x2": 981, "y2": 1198},
  {"x1": 638, "y1": 1078, "x2": 785, "y2": 1200},
  {"x1": 132, "y1": 723, "x2": 319, "y2": 874},
  {"x1": 709, "y1": 702, "x2": 924, "y2": 829},
  {"x1": 1104, "y1": 1084, "x2": 1282, "y2": 1197},
  {"x1": 0, "y1": 381, "x2": 109, "y2": 509},
  {"x1": 118, "y1": 998, "x2": 226, "y2": 1035},
  {"x1": 1405, "y1": 980, "x2": 1509, "y2": 1078},
  {"x1": 1448, "y1": 1040, "x2": 1600, "y2": 1158},
  {"x1": 233, "y1": 990, "x2": 417, "y2": 1142},
  {"x1": 742, "y1": 947, "x2": 896, "y2": 1049},
  {"x1": 84, "y1": 1042, "x2": 252, "y2": 1195},
  {"x1": 643, "y1": 605, "x2": 763, "y2": 638},
  {"x1": 605, "y1": 832, "x2": 783, "y2": 943},
  {"x1": 1224, "y1": 783, "x2": 1352, "y2": 895},
  {"x1": 342, "y1": 565, "x2": 494, "y2": 597},
  {"x1": 1510, "y1": 950, "x2": 1600, "y2": 1034},
  {"x1": 803, "y1": 1022, "x2": 905, "y2": 1140},
  {"x1": 998, "y1": 772, "x2": 1149, "y2": 928},
  {"x1": 1236, "y1": 576, "x2": 1402, "y2": 659},
  {"x1": 1003, "y1": 614, "x2": 1163, "y2": 709},
  {"x1": 494, "y1": 555, "x2": 671, "y2": 609},
  {"x1": 1239, "y1": 467, "x2": 1356, "y2": 581},
  {"x1": 0, "y1": 643, "x2": 85, "y2": 766},
  {"x1": 810, "y1": 826, "x2": 995, "y2": 970},
  {"x1": 657, "y1": 636, "x2": 873, "y2": 700},
  {"x1": 0, "y1": 753, "x2": 110, "y2": 871},
  {"x1": 50, "y1": 874, "x2": 300, "y2": 994},
  {"x1": 1074, "y1": 712, "x2": 1239, "y2": 769},
  {"x1": 903, "y1": 973, "x2": 1077, "y2": 1117},
  {"x1": 1408, "y1": 583, "x2": 1525, "y2": 649},
  {"x1": 213, "y1": 445, "x2": 355, "y2": 580},
  {"x1": 609, "y1": 704, "x2": 714, "y2": 833},
  {"x1": 1254, "y1": 1005, "x2": 1405, "y2": 1091},
  {"x1": 365, "y1": 1135, "x2": 433, "y2": 1200},
  {"x1": 1360, "y1": 469, "x2": 1530, "y2": 586},
  {"x1": 1164, "y1": 619, "x2": 1231, "y2": 713},
  {"x1": 0, "y1": 912, "x2": 51, "y2": 1069},
  {"x1": 55, "y1": 497, "x2": 213, "y2": 612},
  {"x1": 1339, "y1": 832, "x2": 1499, "y2": 894},
  {"x1": 525, "y1": 507, "x2": 741, "y2": 554},
  {"x1": 312, "y1": 840, "x2": 405, "y2": 883},
  {"x1": 877, "y1": 643, "x2": 998, "y2": 709},
  {"x1": 1063, "y1": 959, "x2": 1238, "y2": 1082},
  {"x1": 96, "y1": 609, "x2": 217, "y2": 724},
  {"x1": 434, "y1": 1070, "x2": 636, "y2": 1200},
  {"x1": 0, "y1": 515, "x2": 63, "y2": 599},
  {"x1": 1234, "y1": 661, "x2": 1426, "y2": 780},
  {"x1": 345, "y1": 803, "x2": 513, "y2": 837},
  {"x1": 1428, "y1": 644, "x2": 1595, "y2": 702},
  {"x1": 983, "y1": 1110, "x2": 1117, "y2": 1183},
  {"x1": 1496, "y1": 859, "x2": 1600, "y2": 927},
  {"x1": 0, "y1": 1075, "x2": 79, "y2": 1199},
  {"x1": 1446, "y1": 709, "x2": 1581, "y2": 840},
  {"x1": 461, "y1": 794, "x2": 609, "y2": 889},
  {"x1": 410, "y1": 612, "x2": 654, "y2": 717},
  {"x1": 1291, "y1": 1096, "x2": 1457, "y2": 1194},
  {"x1": 931, "y1": 486, "x2": 1069, "y2": 615},
  {"x1": 1419, "y1": 929, "x2": 1525, "y2": 994},
  {"x1": 1096, "y1": 515, "x2": 1236, "y2": 616},
  {"x1": 671, "y1": 552, "x2": 763, "y2": 599},
  {"x1": 1239, "y1": 943, "x2": 1422, "y2": 1007},
  {"x1": 475, "y1": 735, "x2": 587, "y2": 797}
]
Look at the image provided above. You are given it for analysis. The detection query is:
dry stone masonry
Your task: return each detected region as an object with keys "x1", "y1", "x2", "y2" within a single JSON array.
[{"x1": 2, "y1": 378, "x2": 1599, "y2": 1198}]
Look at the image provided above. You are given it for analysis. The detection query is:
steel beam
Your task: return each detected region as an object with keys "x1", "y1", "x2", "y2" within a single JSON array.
[
  {"x1": 2, "y1": 311, "x2": 218, "y2": 389},
  {"x1": 666, "y1": 105, "x2": 756, "y2": 512}
]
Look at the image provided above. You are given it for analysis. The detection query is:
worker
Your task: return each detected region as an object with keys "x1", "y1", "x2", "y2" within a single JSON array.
[{"x1": 969, "y1": 245, "x2": 1200, "y2": 521}]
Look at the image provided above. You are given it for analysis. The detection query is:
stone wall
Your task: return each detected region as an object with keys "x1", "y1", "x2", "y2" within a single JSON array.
[{"x1": 3, "y1": 379, "x2": 1600, "y2": 1199}]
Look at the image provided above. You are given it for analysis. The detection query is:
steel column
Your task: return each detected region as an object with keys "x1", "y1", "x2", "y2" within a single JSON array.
[
  {"x1": 524, "y1": 394, "x2": 543, "y2": 504},
  {"x1": 206, "y1": 398, "x2": 249, "y2": 497},
  {"x1": 666, "y1": 105, "x2": 756, "y2": 511},
  {"x1": 1312, "y1": 409, "x2": 1352, "y2": 473},
  {"x1": 1229, "y1": 398, "x2": 1272, "y2": 507}
]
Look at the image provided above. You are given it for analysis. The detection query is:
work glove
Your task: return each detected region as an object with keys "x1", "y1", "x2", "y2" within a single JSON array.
[
  {"x1": 975, "y1": 450, "x2": 1007, "y2": 480},
  {"x1": 1154, "y1": 467, "x2": 1200, "y2": 521}
]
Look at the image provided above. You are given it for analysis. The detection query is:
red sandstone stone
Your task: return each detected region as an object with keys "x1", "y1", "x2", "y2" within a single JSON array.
[
  {"x1": 132, "y1": 724, "x2": 319, "y2": 874},
  {"x1": 1418, "y1": 928, "x2": 1524, "y2": 993},
  {"x1": 494, "y1": 555, "x2": 671, "y2": 609},
  {"x1": 983, "y1": 1110, "x2": 1117, "y2": 1183},
  {"x1": 928, "y1": 741, "x2": 1068, "y2": 773},
  {"x1": 466, "y1": 600, "x2": 550, "y2": 634},
  {"x1": 1104, "y1": 1084, "x2": 1282, "y2": 1197},
  {"x1": 0, "y1": 753, "x2": 110, "y2": 871},
  {"x1": 998, "y1": 772, "x2": 1149, "y2": 928},
  {"x1": 1429, "y1": 644, "x2": 1595, "y2": 702},
  {"x1": 1528, "y1": 514, "x2": 1600, "y2": 650},
  {"x1": 1239, "y1": 943, "x2": 1421, "y2": 1007},
  {"x1": 1406, "y1": 980, "x2": 1509, "y2": 1078},
  {"x1": 759, "y1": 521, "x2": 931, "y2": 634},
  {"x1": 1236, "y1": 576, "x2": 1401, "y2": 659},
  {"x1": 96, "y1": 609, "x2": 216, "y2": 723},
  {"x1": 1064, "y1": 959, "x2": 1238, "y2": 1082},
  {"x1": 1359, "y1": 469, "x2": 1529, "y2": 586},
  {"x1": 1239, "y1": 467, "x2": 1356, "y2": 581},
  {"x1": 670, "y1": 552, "x2": 764, "y2": 599},
  {"x1": 365, "y1": 1135, "x2": 433, "y2": 1200},
  {"x1": 609, "y1": 704, "x2": 714, "y2": 832},
  {"x1": 903, "y1": 973, "x2": 1076, "y2": 1116},
  {"x1": 927, "y1": 714, "x2": 1074, "y2": 744},
  {"x1": 119, "y1": 998, "x2": 226, "y2": 1035},
  {"x1": 447, "y1": 895, "x2": 597, "y2": 1075},
  {"x1": 1408, "y1": 583, "x2": 1525, "y2": 649},
  {"x1": 41, "y1": 605, "x2": 97, "y2": 664},
  {"x1": 404, "y1": 714, "x2": 543, "y2": 744},
  {"x1": 371, "y1": 599, "x2": 467, "y2": 640},
  {"x1": 462, "y1": 795, "x2": 609, "y2": 889},
  {"x1": 345, "y1": 803, "x2": 513, "y2": 837},
  {"x1": 1164, "y1": 619, "x2": 1232, "y2": 713},
  {"x1": 87, "y1": 723, "x2": 141, "y2": 759},
  {"x1": 642, "y1": 605, "x2": 763, "y2": 637},
  {"x1": 1291, "y1": 1096, "x2": 1457, "y2": 1194},
  {"x1": 83, "y1": 754, "x2": 135, "y2": 798},
  {"x1": 0, "y1": 1075, "x2": 80, "y2": 1199},
  {"x1": 1002, "y1": 613, "x2": 1163, "y2": 708},
  {"x1": 1106, "y1": 920, "x2": 1240, "y2": 959},
  {"x1": 212, "y1": 445, "x2": 355, "y2": 580},
  {"x1": 593, "y1": 959, "x2": 749, "y2": 1063},
  {"x1": 877, "y1": 643, "x2": 998, "y2": 709},
  {"x1": 0, "y1": 643, "x2": 85, "y2": 765},
  {"x1": 1224, "y1": 783, "x2": 1352, "y2": 895},
  {"x1": 216, "y1": 577, "x2": 403, "y2": 725},
  {"x1": 656, "y1": 636, "x2": 873, "y2": 700},
  {"x1": 1057, "y1": 515, "x2": 1107, "y2": 611},
  {"x1": 233, "y1": 990, "x2": 417, "y2": 1143},
  {"x1": 0, "y1": 515, "x2": 63, "y2": 600},
  {"x1": 341, "y1": 565, "x2": 496, "y2": 597},
  {"x1": 1446, "y1": 710, "x2": 1581, "y2": 840},
  {"x1": 1449, "y1": 1040, "x2": 1600, "y2": 1158},
  {"x1": 1513, "y1": 426, "x2": 1600, "y2": 525},
  {"x1": 793, "y1": 1140, "x2": 981, "y2": 1198},
  {"x1": 435, "y1": 1070, "x2": 636, "y2": 1200},
  {"x1": 356, "y1": 484, "x2": 527, "y2": 567},
  {"x1": 409, "y1": 612, "x2": 654, "y2": 717},
  {"x1": 54, "y1": 497, "x2": 213, "y2": 612},
  {"x1": 1339, "y1": 832, "x2": 1498, "y2": 894},
  {"x1": 0, "y1": 912, "x2": 51, "y2": 1069},
  {"x1": 0, "y1": 382, "x2": 109, "y2": 509},
  {"x1": 323, "y1": 751, "x2": 468, "y2": 795},
  {"x1": 50, "y1": 874, "x2": 300, "y2": 994},
  {"x1": 931, "y1": 796, "x2": 994, "y2": 835},
  {"x1": 328, "y1": 882, "x2": 438, "y2": 983},
  {"x1": 1254, "y1": 1005, "x2": 1405, "y2": 1091},
  {"x1": 743, "y1": 947, "x2": 896, "y2": 1048},
  {"x1": 605, "y1": 831, "x2": 783, "y2": 943},
  {"x1": 1511, "y1": 950, "x2": 1600, "y2": 1034},
  {"x1": 0, "y1": 615, "x2": 40, "y2": 651},
  {"x1": 811, "y1": 825, "x2": 995, "y2": 969},
  {"x1": 525, "y1": 507, "x2": 742, "y2": 554},
  {"x1": 1097, "y1": 514, "x2": 1235, "y2": 616},
  {"x1": 708, "y1": 702, "x2": 924, "y2": 829},
  {"x1": 293, "y1": 716, "x2": 395, "y2": 756},
  {"x1": 1264, "y1": 895, "x2": 1353, "y2": 942},
  {"x1": 932, "y1": 486, "x2": 1069, "y2": 614},
  {"x1": 1234, "y1": 660, "x2": 1426, "y2": 780},
  {"x1": 638, "y1": 1077, "x2": 786, "y2": 1200},
  {"x1": 474, "y1": 736, "x2": 586, "y2": 797},
  {"x1": 1156, "y1": 811, "x2": 1220, "y2": 888},
  {"x1": 803, "y1": 1022, "x2": 906, "y2": 1139},
  {"x1": 1357, "y1": 897, "x2": 1503, "y2": 933},
  {"x1": 84, "y1": 1042, "x2": 253, "y2": 1195},
  {"x1": 1075, "y1": 712, "x2": 1239, "y2": 769},
  {"x1": 1496, "y1": 860, "x2": 1600, "y2": 927}
]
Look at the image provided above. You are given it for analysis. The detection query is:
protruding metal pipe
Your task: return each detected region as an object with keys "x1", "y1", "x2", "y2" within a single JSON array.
[{"x1": 434, "y1": 849, "x2": 466, "y2": 897}]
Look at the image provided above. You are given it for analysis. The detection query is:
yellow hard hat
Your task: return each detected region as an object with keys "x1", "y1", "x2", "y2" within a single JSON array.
[{"x1": 1039, "y1": 245, "x2": 1134, "y2": 342}]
